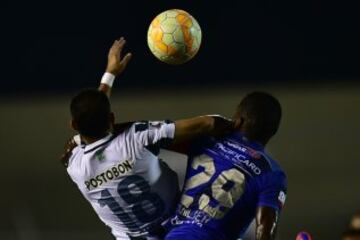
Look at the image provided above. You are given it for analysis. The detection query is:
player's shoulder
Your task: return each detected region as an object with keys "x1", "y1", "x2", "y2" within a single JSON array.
[
  {"x1": 253, "y1": 151, "x2": 287, "y2": 184},
  {"x1": 257, "y1": 163, "x2": 287, "y2": 190},
  {"x1": 112, "y1": 121, "x2": 137, "y2": 137},
  {"x1": 108, "y1": 121, "x2": 145, "y2": 146},
  {"x1": 112, "y1": 121, "x2": 149, "y2": 144},
  {"x1": 257, "y1": 150, "x2": 285, "y2": 173}
]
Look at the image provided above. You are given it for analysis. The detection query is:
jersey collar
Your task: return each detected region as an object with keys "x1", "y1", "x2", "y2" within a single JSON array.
[{"x1": 83, "y1": 133, "x2": 113, "y2": 154}]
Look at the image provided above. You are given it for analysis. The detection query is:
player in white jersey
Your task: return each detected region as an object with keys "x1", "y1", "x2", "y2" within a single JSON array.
[{"x1": 61, "y1": 37, "x2": 234, "y2": 240}]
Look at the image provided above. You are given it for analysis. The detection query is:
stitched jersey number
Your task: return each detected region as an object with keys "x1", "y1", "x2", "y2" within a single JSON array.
[
  {"x1": 181, "y1": 154, "x2": 245, "y2": 219},
  {"x1": 98, "y1": 175, "x2": 165, "y2": 231}
]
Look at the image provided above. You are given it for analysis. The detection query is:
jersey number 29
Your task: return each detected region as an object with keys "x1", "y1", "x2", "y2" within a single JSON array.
[{"x1": 181, "y1": 154, "x2": 245, "y2": 219}]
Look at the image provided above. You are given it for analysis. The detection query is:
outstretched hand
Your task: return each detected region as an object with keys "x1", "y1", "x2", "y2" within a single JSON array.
[{"x1": 106, "y1": 37, "x2": 132, "y2": 76}]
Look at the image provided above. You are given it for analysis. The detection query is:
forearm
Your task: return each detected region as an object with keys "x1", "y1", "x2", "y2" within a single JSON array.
[
  {"x1": 209, "y1": 115, "x2": 235, "y2": 136},
  {"x1": 173, "y1": 115, "x2": 234, "y2": 142},
  {"x1": 174, "y1": 116, "x2": 213, "y2": 139},
  {"x1": 255, "y1": 207, "x2": 278, "y2": 240},
  {"x1": 256, "y1": 225, "x2": 275, "y2": 240},
  {"x1": 98, "y1": 83, "x2": 111, "y2": 97}
]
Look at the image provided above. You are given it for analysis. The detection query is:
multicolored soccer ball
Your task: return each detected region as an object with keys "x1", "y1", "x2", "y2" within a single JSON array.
[
  {"x1": 296, "y1": 231, "x2": 313, "y2": 240},
  {"x1": 147, "y1": 9, "x2": 202, "y2": 65}
]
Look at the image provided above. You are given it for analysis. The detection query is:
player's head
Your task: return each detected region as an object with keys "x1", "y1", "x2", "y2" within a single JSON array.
[
  {"x1": 342, "y1": 229, "x2": 360, "y2": 240},
  {"x1": 70, "y1": 89, "x2": 114, "y2": 138},
  {"x1": 234, "y1": 91, "x2": 281, "y2": 145}
]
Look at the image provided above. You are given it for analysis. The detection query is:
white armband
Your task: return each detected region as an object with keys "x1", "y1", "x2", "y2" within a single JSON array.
[{"x1": 101, "y1": 72, "x2": 115, "y2": 87}]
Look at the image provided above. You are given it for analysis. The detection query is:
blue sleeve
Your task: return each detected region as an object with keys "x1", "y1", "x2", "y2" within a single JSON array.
[{"x1": 257, "y1": 171, "x2": 287, "y2": 212}]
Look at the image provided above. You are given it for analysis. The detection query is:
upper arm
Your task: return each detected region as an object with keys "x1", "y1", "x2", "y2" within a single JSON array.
[
  {"x1": 255, "y1": 171, "x2": 287, "y2": 240},
  {"x1": 132, "y1": 120, "x2": 176, "y2": 155}
]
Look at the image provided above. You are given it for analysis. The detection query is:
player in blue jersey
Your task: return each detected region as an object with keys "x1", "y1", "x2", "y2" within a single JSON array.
[{"x1": 165, "y1": 92, "x2": 287, "y2": 240}]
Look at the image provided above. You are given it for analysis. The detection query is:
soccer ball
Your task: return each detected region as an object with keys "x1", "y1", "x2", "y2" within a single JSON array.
[
  {"x1": 147, "y1": 9, "x2": 202, "y2": 65},
  {"x1": 296, "y1": 231, "x2": 312, "y2": 240}
]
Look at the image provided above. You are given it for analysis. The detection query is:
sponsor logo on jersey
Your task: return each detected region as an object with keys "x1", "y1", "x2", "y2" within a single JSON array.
[
  {"x1": 238, "y1": 159, "x2": 262, "y2": 175},
  {"x1": 213, "y1": 143, "x2": 262, "y2": 175},
  {"x1": 84, "y1": 160, "x2": 133, "y2": 190},
  {"x1": 172, "y1": 206, "x2": 212, "y2": 227},
  {"x1": 278, "y1": 191, "x2": 286, "y2": 208},
  {"x1": 95, "y1": 150, "x2": 105, "y2": 162},
  {"x1": 225, "y1": 140, "x2": 261, "y2": 159}
]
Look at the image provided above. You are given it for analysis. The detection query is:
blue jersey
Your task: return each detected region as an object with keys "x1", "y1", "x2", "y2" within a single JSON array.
[{"x1": 165, "y1": 132, "x2": 287, "y2": 240}]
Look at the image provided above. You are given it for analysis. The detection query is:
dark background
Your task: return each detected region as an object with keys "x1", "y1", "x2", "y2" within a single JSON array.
[
  {"x1": 1, "y1": 0, "x2": 360, "y2": 240},
  {"x1": 2, "y1": 0, "x2": 360, "y2": 93}
]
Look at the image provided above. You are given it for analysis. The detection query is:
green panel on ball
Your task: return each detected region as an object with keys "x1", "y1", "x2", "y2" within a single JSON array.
[
  {"x1": 170, "y1": 42, "x2": 186, "y2": 54},
  {"x1": 172, "y1": 27, "x2": 184, "y2": 43},
  {"x1": 165, "y1": 10, "x2": 179, "y2": 18},
  {"x1": 157, "y1": 12, "x2": 167, "y2": 23},
  {"x1": 162, "y1": 33, "x2": 174, "y2": 45},
  {"x1": 160, "y1": 18, "x2": 178, "y2": 33}
]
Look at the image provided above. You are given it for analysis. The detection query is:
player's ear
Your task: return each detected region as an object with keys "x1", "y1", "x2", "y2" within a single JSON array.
[
  {"x1": 234, "y1": 117, "x2": 244, "y2": 130},
  {"x1": 70, "y1": 119, "x2": 78, "y2": 131}
]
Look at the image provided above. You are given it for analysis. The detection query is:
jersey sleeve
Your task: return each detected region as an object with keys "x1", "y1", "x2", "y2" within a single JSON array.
[
  {"x1": 132, "y1": 120, "x2": 175, "y2": 155},
  {"x1": 257, "y1": 171, "x2": 287, "y2": 212}
]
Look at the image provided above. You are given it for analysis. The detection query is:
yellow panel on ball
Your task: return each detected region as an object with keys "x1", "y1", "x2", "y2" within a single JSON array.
[{"x1": 147, "y1": 9, "x2": 202, "y2": 65}]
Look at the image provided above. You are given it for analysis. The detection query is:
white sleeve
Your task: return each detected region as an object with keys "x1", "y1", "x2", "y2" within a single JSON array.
[{"x1": 133, "y1": 120, "x2": 175, "y2": 149}]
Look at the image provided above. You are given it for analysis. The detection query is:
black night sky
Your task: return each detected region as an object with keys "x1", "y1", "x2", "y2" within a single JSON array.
[{"x1": 2, "y1": 0, "x2": 359, "y2": 93}]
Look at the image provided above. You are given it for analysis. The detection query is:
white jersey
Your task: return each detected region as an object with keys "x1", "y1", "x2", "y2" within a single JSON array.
[{"x1": 67, "y1": 121, "x2": 179, "y2": 239}]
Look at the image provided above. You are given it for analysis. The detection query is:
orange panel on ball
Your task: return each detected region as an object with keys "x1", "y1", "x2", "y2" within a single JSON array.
[
  {"x1": 152, "y1": 17, "x2": 161, "y2": 28},
  {"x1": 176, "y1": 14, "x2": 187, "y2": 24},
  {"x1": 155, "y1": 41, "x2": 168, "y2": 53},
  {"x1": 180, "y1": 24, "x2": 194, "y2": 53},
  {"x1": 151, "y1": 28, "x2": 163, "y2": 42}
]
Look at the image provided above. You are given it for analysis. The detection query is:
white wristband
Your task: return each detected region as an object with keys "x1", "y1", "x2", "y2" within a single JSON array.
[{"x1": 101, "y1": 72, "x2": 115, "y2": 87}]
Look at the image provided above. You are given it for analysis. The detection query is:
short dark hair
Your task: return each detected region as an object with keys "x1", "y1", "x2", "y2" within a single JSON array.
[
  {"x1": 236, "y1": 92, "x2": 282, "y2": 143},
  {"x1": 70, "y1": 89, "x2": 111, "y2": 138},
  {"x1": 342, "y1": 229, "x2": 360, "y2": 239}
]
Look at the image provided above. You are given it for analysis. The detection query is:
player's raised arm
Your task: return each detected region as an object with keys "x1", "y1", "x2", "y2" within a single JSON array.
[
  {"x1": 255, "y1": 206, "x2": 278, "y2": 240},
  {"x1": 98, "y1": 37, "x2": 132, "y2": 97}
]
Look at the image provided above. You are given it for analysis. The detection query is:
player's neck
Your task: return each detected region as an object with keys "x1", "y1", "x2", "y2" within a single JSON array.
[
  {"x1": 237, "y1": 129, "x2": 268, "y2": 147},
  {"x1": 80, "y1": 133, "x2": 109, "y2": 145}
]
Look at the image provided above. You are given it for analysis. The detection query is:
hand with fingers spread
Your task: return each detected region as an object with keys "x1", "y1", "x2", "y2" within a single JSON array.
[{"x1": 106, "y1": 37, "x2": 132, "y2": 76}]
